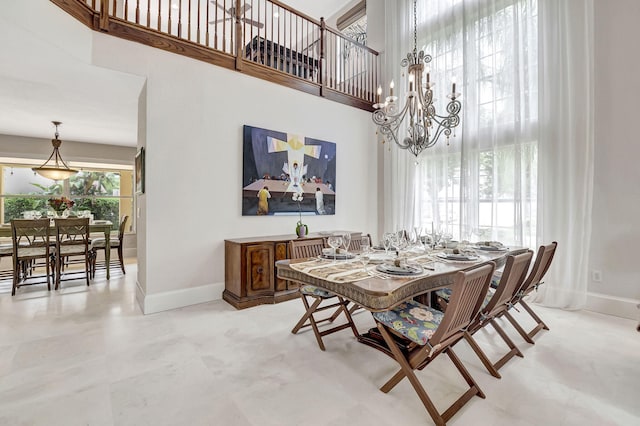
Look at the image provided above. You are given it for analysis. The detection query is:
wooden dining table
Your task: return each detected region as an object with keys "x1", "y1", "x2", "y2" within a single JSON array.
[
  {"x1": 0, "y1": 220, "x2": 115, "y2": 279},
  {"x1": 277, "y1": 247, "x2": 522, "y2": 353}
]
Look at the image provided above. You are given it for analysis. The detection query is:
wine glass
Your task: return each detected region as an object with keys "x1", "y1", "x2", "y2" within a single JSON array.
[
  {"x1": 342, "y1": 232, "x2": 352, "y2": 255},
  {"x1": 382, "y1": 232, "x2": 393, "y2": 255},
  {"x1": 359, "y1": 236, "x2": 371, "y2": 275},
  {"x1": 327, "y1": 235, "x2": 343, "y2": 263}
]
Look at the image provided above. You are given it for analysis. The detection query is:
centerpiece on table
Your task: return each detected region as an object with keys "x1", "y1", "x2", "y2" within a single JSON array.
[
  {"x1": 293, "y1": 191, "x2": 308, "y2": 238},
  {"x1": 48, "y1": 196, "x2": 75, "y2": 216}
]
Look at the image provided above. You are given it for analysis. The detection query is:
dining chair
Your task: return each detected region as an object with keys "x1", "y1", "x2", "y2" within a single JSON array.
[
  {"x1": 10, "y1": 219, "x2": 52, "y2": 295},
  {"x1": 461, "y1": 250, "x2": 533, "y2": 378},
  {"x1": 348, "y1": 233, "x2": 371, "y2": 252},
  {"x1": 54, "y1": 218, "x2": 91, "y2": 288},
  {"x1": 289, "y1": 237, "x2": 359, "y2": 351},
  {"x1": 372, "y1": 262, "x2": 495, "y2": 426},
  {"x1": 90, "y1": 215, "x2": 128, "y2": 278},
  {"x1": 0, "y1": 240, "x2": 14, "y2": 283},
  {"x1": 499, "y1": 242, "x2": 558, "y2": 344}
]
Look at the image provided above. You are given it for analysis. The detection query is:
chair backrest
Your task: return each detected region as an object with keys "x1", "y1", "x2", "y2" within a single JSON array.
[
  {"x1": 289, "y1": 238, "x2": 326, "y2": 259},
  {"x1": 11, "y1": 219, "x2": 51, "y2": 252},
  {"x1": 55, "y1": 218, "x2": 90, "y2": 252},
  {"x1": 118, "y1": 215, "x2": 129, "y2": 241},
  {"x1": 481, "y1": 250, "x2": 533, "y2": 320},
  {"x1": 430, "y1": 262, "x2": 496, "y2": 347},
  {"x1": 349, "y1": 233, "x2": 371, "y2": 251},
  {"x1": 517, "y1": 241, "x2": 557, "y2": 298}
]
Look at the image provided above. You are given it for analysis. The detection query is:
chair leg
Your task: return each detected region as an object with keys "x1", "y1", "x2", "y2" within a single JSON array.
[
  {"x1": 55, "y1": 254, "x2": 61, "y2": 290},
  {"x1": 292, "y1": 295, "x2": 326, "y2": 351},
  {"x1": 118, "y1": 246, "x2": 125, "y2": 274},
  {"x1": 12, "y1": 259, "x2": 19, "y2": 296},
  {"x1": 463, "y1": 331, "x2": 502, "y2": 379},
  {"x1": 519, "y1": 300, "x2": 550, "y2": 337},
  {"x1": 376, "y1": 324, "x2": 445, "y2": 426},
  {"x1": 85, "y1": 253, "x2": 90, "y2": 286},
  {"x1": 503, "y1": 311, "x2": 535, "y2": 344}
]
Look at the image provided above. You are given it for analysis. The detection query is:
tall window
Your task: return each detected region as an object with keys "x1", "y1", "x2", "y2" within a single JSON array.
[
  {"x1": 0, "y1": 164, "x2": 133, "y2": 231},
  {"x1": 413, "y1": 0, "x2": 538, "y2": 247}
]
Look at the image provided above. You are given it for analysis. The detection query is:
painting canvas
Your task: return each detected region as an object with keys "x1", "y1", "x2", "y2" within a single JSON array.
[
  {"x1": 135, "y1": 147, "x2": 145, "y2": 194},
  {"x1": 242, "y1": 125, "x2": 336, "y2": 216}
]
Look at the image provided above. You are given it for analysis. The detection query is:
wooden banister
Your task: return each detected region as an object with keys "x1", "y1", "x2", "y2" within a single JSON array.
[{"x1": 52, "y1": 0, "x2": 379, "y2": 112}]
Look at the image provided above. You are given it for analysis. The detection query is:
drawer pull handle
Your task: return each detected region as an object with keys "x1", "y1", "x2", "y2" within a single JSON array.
[{"x1": 256, "y1": 267, "x2": 264, "y2": 274}]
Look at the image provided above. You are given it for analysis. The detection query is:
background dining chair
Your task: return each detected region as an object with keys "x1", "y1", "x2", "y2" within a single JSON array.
[
  {"x1": 461, "y1": 250, "x2": 533, "y2": 378},
  {"x1": 499, "y1": 242, "x2": 558, "y2": 344},
  {"x1": 372, "y1": 262, "x2": 496, "y2": 425},
  {"x1": 10, "y1": 219, "x2": 52, "y2": 295},
  {"x1": 54, "y1": 218, "x2": 91, "y2": 288},
  {"x1": 0, "y1": 239, "x2": 15, "y2": 287},
  {"x1": 289, "y1": 237, "x2": 359, "y2": 351},
  {"x1": 90, "y1": 215, "x2": 128, "y2": 278}
]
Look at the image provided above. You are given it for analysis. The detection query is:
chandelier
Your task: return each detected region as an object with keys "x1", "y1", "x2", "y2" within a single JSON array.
[
  {"x1": 32, "y1": 121, "x2": 79, "y2": 180},
  {"x1": 372, "y1": 0, "x2": 461, "y2": 157}
]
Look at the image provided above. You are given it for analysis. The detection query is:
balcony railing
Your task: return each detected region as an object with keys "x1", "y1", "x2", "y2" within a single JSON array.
[{"x1": 51, "y1": 0, "x2": 379, "y2": 111}]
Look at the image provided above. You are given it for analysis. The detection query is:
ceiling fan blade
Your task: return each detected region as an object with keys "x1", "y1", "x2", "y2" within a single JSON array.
[
  {"x1": 240, "y1": 17, "x2": 264, "y2": 29},
  {"x1": 212, "y1": 2, "x2": 226, "y2": 12},
  {"x1": 238, "y1": 3, "x2": 252, "y2": 15},
  {"x1": 208, "y1": 17, "x2": 232, "y2": 25}
]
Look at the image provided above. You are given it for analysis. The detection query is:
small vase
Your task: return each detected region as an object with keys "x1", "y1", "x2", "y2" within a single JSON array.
[{"x1": 296, "y1": 222, "x2": 308, "y2": 238}]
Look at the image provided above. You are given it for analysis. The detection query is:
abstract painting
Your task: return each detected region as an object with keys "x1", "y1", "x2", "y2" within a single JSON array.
[{"x1": 242, "y1": 125, "x2": 336, "y2": 216}]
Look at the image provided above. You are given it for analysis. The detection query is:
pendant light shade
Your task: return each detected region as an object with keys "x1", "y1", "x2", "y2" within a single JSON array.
[{"x1": 32, "y1": 121, "x2": 78, "y2": 180}]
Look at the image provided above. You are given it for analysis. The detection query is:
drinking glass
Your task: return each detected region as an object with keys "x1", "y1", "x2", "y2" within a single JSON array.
[
  {"x1": 382, "y1": 232, "x2": 393, "y2": 255},
  {"x1": 359, "y1": 236, "x2": 371, "y2": 275},
  {"x1": 342, "y1": 232, "x2": 352, "y2": 255},
  {"x1": 327, "y1": 235, "x2": 343, "y2": 263}
]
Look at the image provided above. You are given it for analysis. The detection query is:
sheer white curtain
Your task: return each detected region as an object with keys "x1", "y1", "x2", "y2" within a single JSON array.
[
  {"x1": 381, "y1": 0, "x2": 594, "y2": 309},
  {"x1": 532, "y1": 0, "x2": 594, "y2": 309},
  {"x1": 382, "y1": 0, "x2": 539, "y2": 248}
]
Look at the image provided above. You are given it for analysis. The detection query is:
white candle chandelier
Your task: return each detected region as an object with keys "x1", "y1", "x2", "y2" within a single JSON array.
[{"x1": 372, "y1": 0, "x2": 462, "y2": 158}]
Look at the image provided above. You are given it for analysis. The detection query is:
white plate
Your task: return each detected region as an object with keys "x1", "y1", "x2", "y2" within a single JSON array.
[
  {"x1": 320, "y1": 253, "x2": 356, "y2": 260},
  {"x1": 474, "y1": 245, "x2": 508, "y2": 252},
  {"x1": 435, "y1": 252, "x2": 479, "y2": 261},
  {"x1": 377, "y1": 263, "x2": 423, "y2": 276}
]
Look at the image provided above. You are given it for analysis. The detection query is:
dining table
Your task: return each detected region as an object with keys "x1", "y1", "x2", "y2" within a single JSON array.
[
  {"x1": 0, "y1": 220, "x2": 115, "y2": 279},
  {"x1": 276, "y1": 246, "x2": 524, "y2": 354}
]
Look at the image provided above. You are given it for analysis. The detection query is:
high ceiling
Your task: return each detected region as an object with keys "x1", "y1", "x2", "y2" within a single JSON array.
[
  {"x1": 282, "y1": 0, "x2": 353, "y2": 19},
  {"x1": 0, "y1": 1, "x2": 352, "y2": 148}
]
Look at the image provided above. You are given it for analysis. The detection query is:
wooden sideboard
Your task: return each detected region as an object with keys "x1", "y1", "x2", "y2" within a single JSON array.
[{"x1": 224, "y1": 232, "x2": 361, "y2": 309}]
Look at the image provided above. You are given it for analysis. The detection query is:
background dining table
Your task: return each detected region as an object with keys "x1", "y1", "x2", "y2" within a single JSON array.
[{"x1": 0, "y1": 220, "x2": 115, "y2": 279}]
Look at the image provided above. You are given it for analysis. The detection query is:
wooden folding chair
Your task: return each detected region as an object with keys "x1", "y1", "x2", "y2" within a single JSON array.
[
  {"x1": 11, "y1": 219, "x2": 52, "y2": 296},
  {"x1": 461, "y1": 251, "x2": 533, "y2": 378},
  {"x1": 54, "y1": 218, "x2": 91, "y2": 289},
  {"x1": 500, "y1": 242, "x2": 557, "y2": 344},
  {"x1": 372, "y1": 262, "x2": 496, "y2": 425},
  {"x1": 289, "y1": 238, "x2": 359, "y2": 351}
]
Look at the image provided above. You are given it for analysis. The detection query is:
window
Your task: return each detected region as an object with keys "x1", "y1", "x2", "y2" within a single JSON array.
[
  {"x1": 1, "y1": 163, "x2": 134, "y2": 231},
  {"x1": 413, "y1": 0, "x2": 538, "y2": 247}
]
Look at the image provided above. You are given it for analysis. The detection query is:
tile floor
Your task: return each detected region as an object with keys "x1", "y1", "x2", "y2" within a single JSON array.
[{"x1": 1, "y1": 265, "x2": 639, "y2": 426}]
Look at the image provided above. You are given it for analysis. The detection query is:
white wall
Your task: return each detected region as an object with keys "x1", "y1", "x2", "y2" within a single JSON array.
[
  {"x1": 89, "y1": 31, "x2": 378, "y2": 313},
  {"x1": 588, "y1": 0, "x2": 640, "y2": 319}
]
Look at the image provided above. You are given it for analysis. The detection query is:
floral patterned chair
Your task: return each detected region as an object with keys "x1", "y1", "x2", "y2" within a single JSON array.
[{"x1": 372, "y1": 262, "x2": 495, "y2": 425}]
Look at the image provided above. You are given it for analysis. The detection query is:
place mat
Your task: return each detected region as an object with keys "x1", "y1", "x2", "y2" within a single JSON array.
[{"x1": 290, "y1": 259, "x2": 372, "y2": 283}]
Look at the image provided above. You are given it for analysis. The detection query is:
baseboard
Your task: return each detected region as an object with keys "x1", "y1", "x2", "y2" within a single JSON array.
[
  {"x1": 137, "y1": 281, "x2": 225, "y2": 314},
  {"x1": 585, "y1": 292, "x2": 640, "y2": 320}
]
